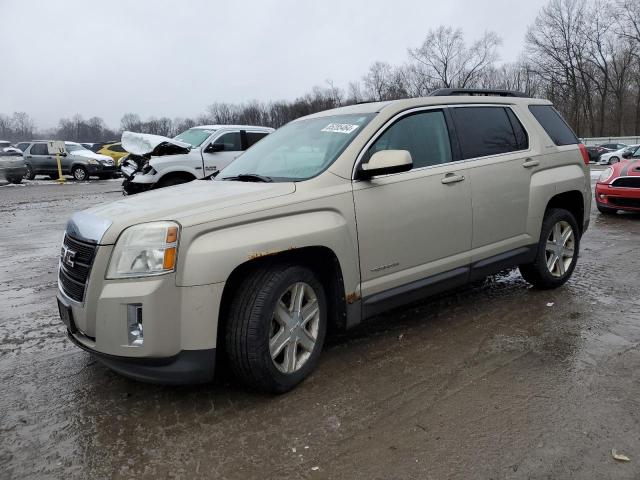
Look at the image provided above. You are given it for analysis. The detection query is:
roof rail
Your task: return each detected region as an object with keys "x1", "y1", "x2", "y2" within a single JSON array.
[{"x1": 429, "y1": 88, "x2": 529, "y2": 98}]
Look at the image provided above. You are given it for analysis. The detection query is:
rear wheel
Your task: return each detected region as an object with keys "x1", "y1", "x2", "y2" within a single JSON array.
[
  {"x1": 519, "y1": 208, "x2": 580, "y2": 289},
  {"x1": 7, "y1": 176, "x2": 22, "y2": 184},
  {"x1": 23, "y1": 164, "x2": 35, "y2": 180},
  {"x1": 225, "y1": 263, "x2": 327, "y2": 393},
  {"x1": 72, "y1": 166, "x2": 88, "y2": 181},
  {"x1": 597, "y1": 204, "x2": 617, "y2": 215}
]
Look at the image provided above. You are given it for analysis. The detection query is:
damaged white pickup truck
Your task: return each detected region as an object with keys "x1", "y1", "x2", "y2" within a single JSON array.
[{"x1": 120, "y1": 125, "x2": 273, "y2": 194}]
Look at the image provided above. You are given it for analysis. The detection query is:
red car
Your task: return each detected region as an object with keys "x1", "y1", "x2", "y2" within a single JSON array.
[{"x1": 595, "y1": 157, "x2": 640, "y2": 214}]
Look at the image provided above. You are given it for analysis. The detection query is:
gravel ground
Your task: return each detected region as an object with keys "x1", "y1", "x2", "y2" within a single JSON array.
[{"x1": 1, "y1": 171, "x2": 639, "y2": 479}]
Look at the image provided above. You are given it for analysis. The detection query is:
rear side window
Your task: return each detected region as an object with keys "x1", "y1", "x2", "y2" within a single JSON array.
[
  {"x1": 367, "y1": 110, "x2": 452, "y2": 168},
  {"x1": 246, "y1": 132, "x2": 269, "y2": 148},
  {"x1": 451, "y1": 106, "x2": 525, "y2": 159},
  {"x1": 528, "y1": 105, "x2": 578, "y2": 146},
  {"x1": 30, "y1": 143, "x2": 48, "y2": 155}
]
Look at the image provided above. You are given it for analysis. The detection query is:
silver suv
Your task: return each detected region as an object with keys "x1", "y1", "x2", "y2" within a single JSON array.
[{"x1": 57, "y1": 89, "x2": 591, "y2": 393}]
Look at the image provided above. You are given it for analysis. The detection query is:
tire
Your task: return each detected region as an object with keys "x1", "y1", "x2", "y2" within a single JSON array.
[
  {"x1": 8, "y1": 176, "x2": 22, "y2": 184},
  {"x1": 71, "y1": 166, "x2": 88, "y2": 181},
  {"x1": 597, "y1": 204, "x2": 617, "y2": 215},
  {"x1": 225, "y1": 263, "x2": 327, "y2": 393},
  {"x1": 609, "y1": 156, "x2": 619, "y2": 164},
  {"x1": 23, "y1": 164, "x2": 35, "y2": 180},
  {"x1": 156, "y1": 175, "x2": 193, "y2": 188},
  {"x1": 519, "y1": 208, "x2": 580, "y2": 290}
]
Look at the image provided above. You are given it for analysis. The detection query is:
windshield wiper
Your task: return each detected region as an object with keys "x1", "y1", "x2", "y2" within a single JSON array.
[{"x1": 221, "y1": 173, "x2": 273, "y2": 182}]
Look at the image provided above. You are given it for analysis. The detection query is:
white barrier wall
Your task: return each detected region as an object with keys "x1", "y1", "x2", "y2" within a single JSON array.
[{"x1": 582, "y1": 137, "x2": 640, "y2": 146}]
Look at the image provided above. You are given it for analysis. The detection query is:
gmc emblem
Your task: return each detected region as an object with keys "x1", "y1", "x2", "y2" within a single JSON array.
[{"x1": 61, "y1": 245, "x2": 76, "y2": 268}]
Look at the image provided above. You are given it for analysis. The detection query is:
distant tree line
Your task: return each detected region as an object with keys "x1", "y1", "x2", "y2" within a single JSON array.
[{"x1": 2, "y1": 0, "x2": 640, "y2": 143}]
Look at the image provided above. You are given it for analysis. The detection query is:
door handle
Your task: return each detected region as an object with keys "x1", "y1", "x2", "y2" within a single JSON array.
[
  {"x1": 441, "y1": 173, "x2": 465, "y2": 184},
  {"x1": 522, "y1": 158, "x2": 540, "y2": 168}
]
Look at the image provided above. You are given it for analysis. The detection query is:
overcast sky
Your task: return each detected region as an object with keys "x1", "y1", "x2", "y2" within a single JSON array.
[{"x1": 1, "y1": 0, "x2": 548, "y2": 129}]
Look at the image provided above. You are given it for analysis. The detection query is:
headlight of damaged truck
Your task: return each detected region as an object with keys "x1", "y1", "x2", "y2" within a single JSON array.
[
  {"x1": 141, "y1": 162, "x2": 155, "y2": 175},
  {"x1": 107, "y1": 221, "x2": 180, "y2": 279}
]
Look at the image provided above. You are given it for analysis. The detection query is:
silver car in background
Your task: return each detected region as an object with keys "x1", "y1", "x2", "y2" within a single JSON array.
[{"x1": 0, "y1": 149, "x2": 26, "y2": 184}]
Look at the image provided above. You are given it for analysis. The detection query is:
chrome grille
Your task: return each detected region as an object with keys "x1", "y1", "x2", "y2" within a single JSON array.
[{"x1": 58, "y1": 234, "x2": 97, "y2": 302}]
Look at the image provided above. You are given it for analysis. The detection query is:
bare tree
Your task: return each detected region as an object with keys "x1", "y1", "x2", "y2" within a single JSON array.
[{"x1": 408, "y1": 26, "x2": 501, "y2": 89}]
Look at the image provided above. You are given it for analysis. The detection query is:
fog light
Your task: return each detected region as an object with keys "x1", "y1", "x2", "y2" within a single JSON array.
[
  {"x1": 127, "y1": 304, "x2": 143, "y2": 346},
  {"x1": 599, "y1": 194, "x2": 606, "y2": 200}
]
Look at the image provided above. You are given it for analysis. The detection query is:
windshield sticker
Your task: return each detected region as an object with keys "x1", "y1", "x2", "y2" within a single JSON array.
[{"x1": 321, "y1": 123, "x2": 360, "y2": 134}]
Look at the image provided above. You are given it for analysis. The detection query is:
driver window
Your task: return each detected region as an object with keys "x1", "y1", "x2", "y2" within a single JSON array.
[
  {"x1": 212, "y1": 132, "x2": 241, "y2": 151},
  {"x1": 367, "y1": 110, "x2": 452, "y2": 168}
]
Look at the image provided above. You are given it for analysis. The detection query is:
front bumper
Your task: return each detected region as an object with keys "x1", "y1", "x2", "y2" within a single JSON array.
[
  {"x1": 595, "y1": 182, "x2": 640, "y2": 211},
  {"x1": 67, "y1": 330, "x2": 215, "y2": 384},
  {"x1": 122, "y1": 177, "x2": 153, "y2": 195},
  {"x1": 57, "y1": 241, "x2": 225, "y2": 385}
]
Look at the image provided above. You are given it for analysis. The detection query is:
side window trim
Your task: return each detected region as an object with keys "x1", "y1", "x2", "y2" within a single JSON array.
[{"x1": 352, "y1": 106, "x2": 456, "y2": 179}]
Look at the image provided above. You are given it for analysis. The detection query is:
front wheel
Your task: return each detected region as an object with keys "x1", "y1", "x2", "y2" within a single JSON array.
[
  {"x1": 7, "y1": 176, "x2": 23, "y2": 184},
  {"x1": 609, "y1": 156, "x2": 619, "y2": 164},
  {"x1": 519, "y1": 208, "x2": 580, "y2": 289},
  {"x1": 72, "y1": 166, "x2": 88, "y2": 181},
  {"x1": 225, "y1": 264, "x2": 327, "y2": 393}
]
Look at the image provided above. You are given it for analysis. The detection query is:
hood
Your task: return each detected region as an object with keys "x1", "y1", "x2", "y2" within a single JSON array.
[
  {"x1": 80, "y1": 180, "x2": 296, "y2": 244},
  {"x1": 121, "y1": 131, "x2": 191, "y2": 156},
  {"x1": 613, "y1": 159, "x2": 640, "y2": 177},
  {"x1": 72, "y1": 151, "x2": 112, "y2": 162}
]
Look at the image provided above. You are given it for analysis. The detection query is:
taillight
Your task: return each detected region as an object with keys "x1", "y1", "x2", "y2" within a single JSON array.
[{"x1": 578, "y1": 144, "x2": 590, "y2": 166}]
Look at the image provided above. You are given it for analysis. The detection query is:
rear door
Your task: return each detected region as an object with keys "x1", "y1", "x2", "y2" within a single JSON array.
[
  {"x1": 27, "y1": 142, "x2": 50, "y2": 173},
  {"x1": 352, "y1": 108, "x2": 473, "y2": 302},
  {"x1": 449, "y1": 105, "x2": 534, "y2": 260}
]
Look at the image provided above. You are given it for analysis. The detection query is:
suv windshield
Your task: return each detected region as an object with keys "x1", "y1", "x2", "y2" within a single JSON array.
[
  {"x1": 174, "y1": 128, "x2": 216, "y2": 147},
  {"x1": 218, "y1": 114, "x2": 374, "y2": 181}
]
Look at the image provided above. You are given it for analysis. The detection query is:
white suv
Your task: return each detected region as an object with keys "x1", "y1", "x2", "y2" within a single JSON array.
[
  {"x1": 121, "y1": 125, "x2": 273, "y2": 194},
  {"x1": 57, "y1": 89, "x2": 591, "y2": 393}
]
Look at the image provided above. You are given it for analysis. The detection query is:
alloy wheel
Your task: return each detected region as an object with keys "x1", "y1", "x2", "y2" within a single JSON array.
[
  {"x1": 269, "y1": 282, "x2": 320, "y2": 374},
  {"x1": 545, "y1": 220, "x2": 575, "y2": 278},
  {"x1": 74, "y1": 168, "x2": 86, "y2": 181}
]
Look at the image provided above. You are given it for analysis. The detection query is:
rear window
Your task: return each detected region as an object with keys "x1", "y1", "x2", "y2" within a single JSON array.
[
  {"x1": 528, "y1": 105, "x2": 578, "y2": 146},
  {"x1": 451, "y1": 106, "x2": 527, "y2": 159}
]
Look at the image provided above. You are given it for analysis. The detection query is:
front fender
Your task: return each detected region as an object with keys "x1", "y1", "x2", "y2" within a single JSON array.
[
  {"x1": 150, "y1": 153, "x2": 202, "y2": 179},
  {"x1": 176, "y1": 210, "x2": 359, "y2": 291}
]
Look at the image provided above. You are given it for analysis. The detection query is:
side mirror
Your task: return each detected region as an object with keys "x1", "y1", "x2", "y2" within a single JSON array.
[
  {"x1": 358, "y1": 150, "x2": 413, "y2": 179},
  {"x1": 205, "y1": 143, "x2": 224, "y2": 153},
  {"x1": 622, "y1": 152, "x2": 632, "y2": 158}
]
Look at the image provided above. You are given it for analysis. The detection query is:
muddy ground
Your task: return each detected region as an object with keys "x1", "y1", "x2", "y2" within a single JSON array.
[{"x1": 1, "y1": 172, "x2": 639, "y2": 479}]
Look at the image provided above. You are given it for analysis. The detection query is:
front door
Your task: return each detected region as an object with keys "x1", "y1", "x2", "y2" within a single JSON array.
[
  {"x1": 352, "y1": 109, "x2": 473, "y2": 302},
  {"x1": 201, "y1": 130, "x2": 243, "y2": 176}
]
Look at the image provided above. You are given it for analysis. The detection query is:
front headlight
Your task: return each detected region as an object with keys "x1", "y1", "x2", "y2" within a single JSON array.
[
  {"x1": 87, "y1": 159, "x2": 99, "y2": 165},
  {"x1": 106, "y1": 221, "x2": 180, "y2": 279},
  {"x1": 598, "y1": 167, "x2": 614, "y2": 183}
]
